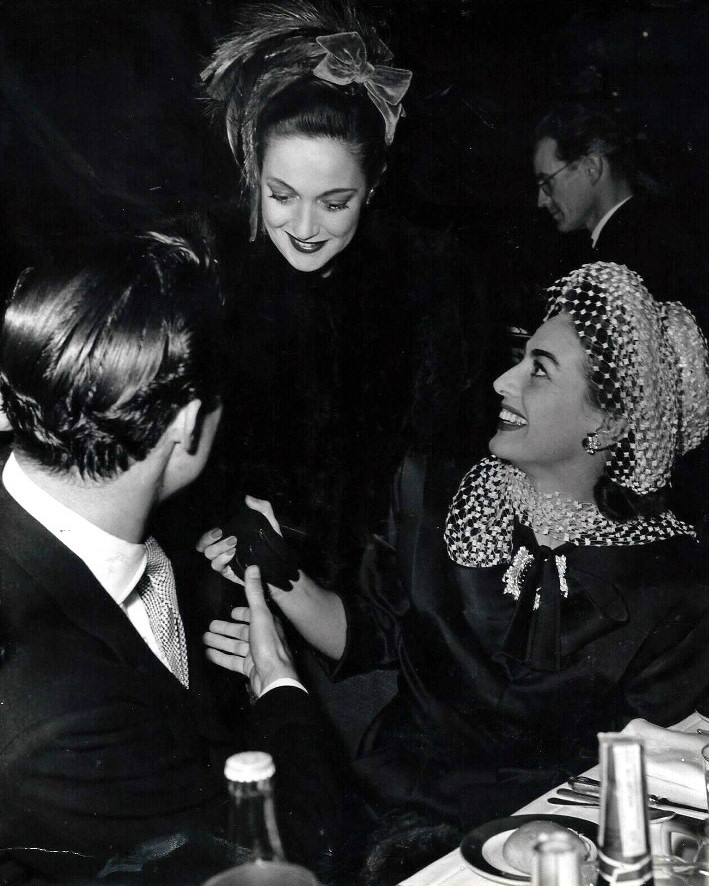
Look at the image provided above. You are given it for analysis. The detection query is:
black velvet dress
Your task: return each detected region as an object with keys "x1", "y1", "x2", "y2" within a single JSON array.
[
  {"x1": 332, "y1": 516, "x2": 709, "y2": 829},
  {"x1": 192, "y1": 209, "x2": 486, "y2": 589}
]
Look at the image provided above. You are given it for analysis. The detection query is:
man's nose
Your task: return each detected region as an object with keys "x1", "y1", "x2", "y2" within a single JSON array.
[{"x1": 537, "y1": 187, "x2": 552, "y2": 209}]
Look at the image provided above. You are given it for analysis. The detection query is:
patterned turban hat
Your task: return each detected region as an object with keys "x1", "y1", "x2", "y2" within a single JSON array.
[{"x1": 545, "y1": 262, "x2": 709, "y2": 495}]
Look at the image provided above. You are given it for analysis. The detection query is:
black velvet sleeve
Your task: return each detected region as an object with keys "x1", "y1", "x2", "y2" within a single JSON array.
[{"x1": 621, "y1": 584, "x2": 709, "y2": 726}]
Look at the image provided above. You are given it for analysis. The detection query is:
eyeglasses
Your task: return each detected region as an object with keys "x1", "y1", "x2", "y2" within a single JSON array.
[{"x1": 536, "y1": 161, "x2": 574, "y2": 197}]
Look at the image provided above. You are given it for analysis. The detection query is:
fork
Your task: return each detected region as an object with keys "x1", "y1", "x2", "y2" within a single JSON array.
[{"x1": 566, "y1": 778, "x2": 706, "y2": 814}]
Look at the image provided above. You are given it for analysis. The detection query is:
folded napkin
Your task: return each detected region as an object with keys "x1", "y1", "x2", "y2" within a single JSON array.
[{"x1": 622, "y1": 718, "x2": 709, "y2": 809}]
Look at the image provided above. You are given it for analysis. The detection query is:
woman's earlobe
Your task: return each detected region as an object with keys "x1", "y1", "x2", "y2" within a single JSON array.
[
  {"x1": 604, "y1": 414, "x2": 629, "y2": 444},
  {"x1": 584, "y1": 414, "x2": 628, "y2": 454}
]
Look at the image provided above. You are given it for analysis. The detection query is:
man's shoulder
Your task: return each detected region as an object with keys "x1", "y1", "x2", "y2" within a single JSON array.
[{"x1": 604, "y1": 193, "x2": 681, "y2": 237}]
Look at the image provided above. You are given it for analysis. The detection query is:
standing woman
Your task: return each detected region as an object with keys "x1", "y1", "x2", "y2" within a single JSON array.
[{"x1": 198, "y1": 1, "x2": 423, "y2": 586}]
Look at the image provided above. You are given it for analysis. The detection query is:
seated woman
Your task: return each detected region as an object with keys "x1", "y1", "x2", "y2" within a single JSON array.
[{"x1": 200, "y1": 261, "x2": 709, "y2": 830}]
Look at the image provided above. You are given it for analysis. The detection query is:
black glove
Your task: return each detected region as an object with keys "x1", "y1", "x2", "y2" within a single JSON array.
[{"x1": 223, "y1": 503, "x2": 300, "y2": 592}]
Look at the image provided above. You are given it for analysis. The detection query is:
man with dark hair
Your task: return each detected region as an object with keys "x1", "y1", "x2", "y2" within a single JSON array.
[
  {"x1": 0, "y1": 235, "x2": 341, "y2": 884},
  {"x1": 534, "y1": 103, "x2": 635, "y2": 240},
  {"x1": 533, "y1": 102, "x2": 704, "y2": 324}
]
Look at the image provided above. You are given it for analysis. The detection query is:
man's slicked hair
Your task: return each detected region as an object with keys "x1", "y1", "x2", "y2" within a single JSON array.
[{"x1": 0, "y1": 233, "x2": 224, "y2": 479}]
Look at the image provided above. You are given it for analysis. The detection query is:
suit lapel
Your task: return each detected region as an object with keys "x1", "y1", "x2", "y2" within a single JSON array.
[
  {"x1": 594, "y1": 195, "x2": 639, "y2": 255},
  {"x1": 0, "y1": 476, "x2": 235, "y2": 741},
  {"x1": 0, "y1": 479, "x2": 189, "y2": 694}
]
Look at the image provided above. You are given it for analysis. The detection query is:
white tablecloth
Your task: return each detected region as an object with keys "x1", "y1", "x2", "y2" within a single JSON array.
[{"x1": 400, "y1": 711, "x2": 709, "y2": 885}]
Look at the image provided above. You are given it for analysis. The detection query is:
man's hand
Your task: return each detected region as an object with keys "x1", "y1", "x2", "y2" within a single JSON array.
[{"x1": 203, "y1": 565, "x2": 298, "y2": 697}]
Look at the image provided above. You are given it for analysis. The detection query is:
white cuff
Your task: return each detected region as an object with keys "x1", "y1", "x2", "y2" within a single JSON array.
[{"x1": 258, "y1": 677, "x2": 308, "y2": 698}]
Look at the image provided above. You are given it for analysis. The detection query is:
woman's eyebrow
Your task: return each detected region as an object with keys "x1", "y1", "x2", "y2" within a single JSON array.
[
  {"x1": 265, "y1": 176, "x2": 296, "y2": 191},
  {"x1": 530, "y1": 347, "x2": 560, "y2": 368},
  {"x1": 319, "y1": 187, "x2": 358, "y2": 198}
]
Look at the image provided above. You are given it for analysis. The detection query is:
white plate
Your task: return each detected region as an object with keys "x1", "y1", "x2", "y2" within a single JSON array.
[{"x1": 460, "y1": 814, "x2": 598, "y2": 885}]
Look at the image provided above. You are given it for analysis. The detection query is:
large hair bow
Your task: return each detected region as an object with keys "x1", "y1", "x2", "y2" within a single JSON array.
[{"x1": 313, "y1": 32, "x2": 412, "y2": 145}]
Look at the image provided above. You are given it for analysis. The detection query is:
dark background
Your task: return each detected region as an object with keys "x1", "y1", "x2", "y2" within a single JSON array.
[{"x1": 1, "y1": 0, "x2": 708, "y2": 317}]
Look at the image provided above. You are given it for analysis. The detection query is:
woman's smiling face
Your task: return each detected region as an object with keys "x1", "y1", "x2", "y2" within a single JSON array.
[
  {"x1": 259, "y1": 135, "x2": 368, "y2": 272},
  {"x1": 489, "y1": 313, "x2": 608, "y2": 495}
]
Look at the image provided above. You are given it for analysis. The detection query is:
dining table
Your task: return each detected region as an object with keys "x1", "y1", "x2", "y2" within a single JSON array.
[{"x1": 400, "y1": 711, "x2": 709, "y2": 885}]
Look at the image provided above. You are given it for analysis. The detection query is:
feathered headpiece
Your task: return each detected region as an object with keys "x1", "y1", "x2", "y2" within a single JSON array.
[{"x1": 201, "y1": 0, "x2": 411, "y2": 217}]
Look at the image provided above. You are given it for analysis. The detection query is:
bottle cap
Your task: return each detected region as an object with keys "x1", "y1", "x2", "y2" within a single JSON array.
[{"x1": 224, "y1": 751, "x2": 275, "y2": 782}]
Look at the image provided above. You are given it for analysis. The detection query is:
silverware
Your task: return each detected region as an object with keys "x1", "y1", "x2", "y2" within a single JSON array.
[
  {"x1": 549, "y1": 796, "x2": 673, "y2": 822},
  {"x1": 548, "y1": 796, "x2": 599, "y2": 808},
  {"x1": 558, "y1": 788, "x2": 600, "y2": 801},
  {"x1": 567, "y1": 778, "x2": 600, "y2": 797},
  {"x1": 564, "y1": 781, "x2": 707, "y2": 815},
  {"x1": 568, "y1": 776, "x2": 600, "y2": 789}
]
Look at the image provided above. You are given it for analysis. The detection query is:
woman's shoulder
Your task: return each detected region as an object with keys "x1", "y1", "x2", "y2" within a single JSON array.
[{"x1": 576, "y1": 531, "x2": 709, "y2": 603}]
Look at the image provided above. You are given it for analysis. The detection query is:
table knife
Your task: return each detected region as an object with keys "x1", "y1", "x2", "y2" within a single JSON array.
[
  {"x1": 549, "y1": 796, "x2": 674, "y2": 822},
  {"x1": 562, "y1": 784, "x2": 706, "y2": 815}
]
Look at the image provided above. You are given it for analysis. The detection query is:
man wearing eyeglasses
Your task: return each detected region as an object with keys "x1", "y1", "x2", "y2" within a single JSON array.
[
  {"x1": 533, "y1": 103, "x2": 634, "y2": 241},
  {"x1": 532, "y1": 102, "x2": 706, "y2": 322}
]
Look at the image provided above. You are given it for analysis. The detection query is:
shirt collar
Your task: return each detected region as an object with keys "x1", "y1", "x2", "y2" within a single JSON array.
[
  {"x1": 2, "y1": 452, "x2": 146, "y2": 604},
  {"x1": 591, "y1": 195, "x2": 633, "y2": 247}
]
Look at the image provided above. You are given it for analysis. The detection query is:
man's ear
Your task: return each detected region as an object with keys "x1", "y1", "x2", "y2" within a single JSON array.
[
  {"x1": 583, "y1": 153, "x2": 603, "y2": 185},
  {"x1": 167, "y1": 399, "x2": 203, "y2": 453}
]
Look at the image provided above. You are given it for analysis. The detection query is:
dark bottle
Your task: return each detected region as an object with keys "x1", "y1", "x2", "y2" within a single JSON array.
[{"x1": 596, "y1": 733, "x2": 654, "y2": 886}]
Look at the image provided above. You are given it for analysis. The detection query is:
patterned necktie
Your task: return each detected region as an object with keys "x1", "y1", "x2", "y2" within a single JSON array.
[{"x1": 136, "y1": 536, "x2": 190, "y2": 688}]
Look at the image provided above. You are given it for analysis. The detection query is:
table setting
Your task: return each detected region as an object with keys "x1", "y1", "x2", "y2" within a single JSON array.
[{"x1": 400, "y1": 712, "x2": 709, "y2": 885}]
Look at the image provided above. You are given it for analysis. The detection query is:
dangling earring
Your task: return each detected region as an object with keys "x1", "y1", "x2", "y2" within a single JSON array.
[{"x1": 582, "y1": 432, "x2": 600, "y2": 455}]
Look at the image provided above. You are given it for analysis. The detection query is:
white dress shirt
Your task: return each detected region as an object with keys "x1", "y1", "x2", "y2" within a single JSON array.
[
  {"x1": 2, "y1": 453, "x2": 305, "y2": 697},
  {"x1": 591, "y1": 195, "x2": 633, "y2": 248}
]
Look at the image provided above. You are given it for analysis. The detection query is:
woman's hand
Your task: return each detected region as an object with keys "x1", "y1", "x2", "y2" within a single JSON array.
[
  {"x1": 198, "y1": 496, "x2": 346, "y2": 660},
  {"x1": 196, "y1": 526, "x2": 240, "y2": 584},
  {"x1": 203, "y1": 565, "x2": 298, "y2": 695},
  {"x1": 196, "y1": 495, "x2": 299, "y2": 591}
]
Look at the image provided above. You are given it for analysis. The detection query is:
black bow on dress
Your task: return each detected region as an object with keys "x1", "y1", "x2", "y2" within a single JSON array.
[{"x1": 497, "y1": 531, "x2": 630, "y2": 672}]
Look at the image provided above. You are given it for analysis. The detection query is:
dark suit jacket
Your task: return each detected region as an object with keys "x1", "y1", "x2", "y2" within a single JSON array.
[
  {"x1": 590, "y1": 194, "x2": 707, "y2": 326},
  {"x1": 0, "y1": 476, "x2": 341, "y2": 883}
]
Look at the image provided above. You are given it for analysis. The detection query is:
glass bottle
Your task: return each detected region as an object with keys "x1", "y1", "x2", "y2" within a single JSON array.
[
  {"x1": 531, "y1": 833, "x2": 584, "y2": 886},
  {"x1": 202, "y1": 752, "x2": 318, "y2": 886},
  {"x1": 225, "y1": 751, "x2": 284, "y2": 862},
  {"x1": 596, "y1": 733, "x2": 654, "y2": 886}
]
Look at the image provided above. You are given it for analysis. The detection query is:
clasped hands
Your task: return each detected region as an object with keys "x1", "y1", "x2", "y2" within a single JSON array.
[{"x1": 198, "y1": 496, "x2": 301, "y2": 698}]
